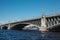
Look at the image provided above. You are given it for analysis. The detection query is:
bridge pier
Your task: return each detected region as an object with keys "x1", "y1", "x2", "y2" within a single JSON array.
[
  {"x1": 7, "y1": 24, "x2": 11, "y2": 30},
  {"x1": 0, "y1": 26, "x2": 3, "y2": 30},
  {"x1": 39, "y1": 12, "x2": 48, "y2": 32}
]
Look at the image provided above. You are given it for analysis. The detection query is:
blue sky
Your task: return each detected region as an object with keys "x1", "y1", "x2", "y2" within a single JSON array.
[{"x1": 0, "y1": 0, "x2": 60, "y2": 23}]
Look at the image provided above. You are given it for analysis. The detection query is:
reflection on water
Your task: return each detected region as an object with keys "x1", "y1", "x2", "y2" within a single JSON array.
[{"x1": 0, "y1": 30, "x2": 60, "y2": 40}]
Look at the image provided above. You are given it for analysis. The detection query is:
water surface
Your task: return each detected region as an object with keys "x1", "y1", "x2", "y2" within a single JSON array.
[{"x1": 0, "y1": 30, "x2": 60, "y2": 40}]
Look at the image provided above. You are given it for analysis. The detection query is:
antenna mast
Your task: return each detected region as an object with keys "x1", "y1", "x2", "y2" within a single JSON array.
[{"x1": 42, "y1": 8, "x2": 45, "y2": 17}]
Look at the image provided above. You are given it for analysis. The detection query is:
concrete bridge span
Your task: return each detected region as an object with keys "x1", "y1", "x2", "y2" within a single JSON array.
[
  {"x1": 0, "y1": 18, "x2": 41, "y2": 30},
  {"x1": 0, "y1": 23, "x2": 30, "y2": 30},
  {"x1": 0, "y1": 14, "x2": 60, "y2": 31}
]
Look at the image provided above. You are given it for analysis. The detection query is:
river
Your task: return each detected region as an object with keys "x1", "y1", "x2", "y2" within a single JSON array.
[{"x1": 0, "y1": 30, "x2": 60, "y2": 40}]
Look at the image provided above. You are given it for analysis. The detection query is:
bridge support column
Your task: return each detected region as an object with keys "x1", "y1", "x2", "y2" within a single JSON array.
[
  {"x1": 39, "y1": 14, "x2": 48, "y2": 31},
  {"x1": 51, "y1": 18, "x2": 54, "y2": 25},
  {"x1": 8, "y1": 24, "x2": 11, "y2": 30},
  {"x1": 56, "y1": 17, "x2": 60, "y2": 24},
  {"x1": 48, "y1": 19, "x2": 51, "y2": 27},
  {"x1": 0, "y1": 24, "x2": 2, "y2": 30},
  {"x1": 0, "y1": 26, "x2": 3, "y2": 30},
  {"x1": 53, "y1": 18, "x2": 56, "y2": 25},
  {"x1": 41, "y1": 16, "x2": 46, "y2": 28}
]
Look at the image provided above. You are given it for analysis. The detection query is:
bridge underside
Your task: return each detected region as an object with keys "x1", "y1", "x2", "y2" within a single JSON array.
[
  {"x1": 1, "y1": 24, "x2": 29, "y2": 30},
  {"x1": 1, "y1": 24, "x2": 60, "y2": 32},
  {"x1": 48, "y1": 25, "x2": 60, "y2": 32},
  {"x1": 10, "y1": 24, "x2": 29, "y2": 30},
  {"x1": 2, "y1": 26, "x2": 8, "y2": 29}
]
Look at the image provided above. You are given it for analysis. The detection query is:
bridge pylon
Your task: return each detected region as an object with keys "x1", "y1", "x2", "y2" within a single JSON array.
[{"x1": 39, "y1": 9, "x2": 48, "y2": 31}]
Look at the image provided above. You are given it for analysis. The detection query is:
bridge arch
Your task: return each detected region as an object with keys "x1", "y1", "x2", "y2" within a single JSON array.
[
  {"x1": 23, "y1": 24, "x2": 40, "y2": 30},
  {"x1": 2, "y1": 25, "x2": 8, "y2": 30},
  {"x1": 9, "y1": 23, "x2": 31, "y2": 30}
]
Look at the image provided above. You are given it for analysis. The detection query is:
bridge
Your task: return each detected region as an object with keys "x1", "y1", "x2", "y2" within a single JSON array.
[{"x1": 0, "y1": 13, "x2": 60, "y2": 31}]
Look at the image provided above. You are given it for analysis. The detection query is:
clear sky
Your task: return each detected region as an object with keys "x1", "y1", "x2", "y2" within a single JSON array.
[{"x1": 0, "y1": 0, "x2": 60, "y2": 23}]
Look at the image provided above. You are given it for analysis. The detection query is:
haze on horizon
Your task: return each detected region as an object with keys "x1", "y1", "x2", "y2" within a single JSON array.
[{"x1": 0, "y1": 0, "x2": 60, "y2": 24}]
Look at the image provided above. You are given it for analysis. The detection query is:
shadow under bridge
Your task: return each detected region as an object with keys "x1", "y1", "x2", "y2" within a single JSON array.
[
  {"x1": 48, "y1": 24, "x2": 60, "y2": 32},
  {"x1": 10, "y1": 23, "x2": 30, "y2": 30}
]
